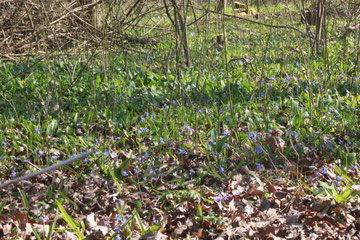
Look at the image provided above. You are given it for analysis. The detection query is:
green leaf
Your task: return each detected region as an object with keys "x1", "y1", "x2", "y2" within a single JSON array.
[
  {"x1": 195, "y1": 170, "x2": 207, "y2": 186},
  {"x1": 185, "y1": 190, "x2": 202, "y2": 201},
  {"x1": 196, "y1": 203, "x2": 203, "y2": 217},
  {"x1": 300, "y1": 179, "x2": 314, "y2": 193},
  {"x1": 46, "y1": 186, "x2": 53, "y2": 201},
  {"x1": 335, "y1": 183, "x2": 353, "y2": 204},
  {"x1": 318, "y1": 181, "x2": 333, "y2": 197},
  {"x1": 110, "y1": 169, "x2": 122, "y2": 196},
  {"x1": 55, "y1": 190, "x2": 80, "y2": 211},
  {"x1": 0, "y1": 200, "x2": 7, "y2": 215},
  {"x1": 46, "y1": 119, "x2": 58, "y2": 136},
  {"x1": 104, "y1": 108, "x2": 111, "y2": 121},
  {"x1": 30, "y1": 225, "x2": 42, "y2": 240},
  {"x1": 134, "y1": 211, "x2": 145, "y2": 235},
  {"x1": 18, "y1": 188, "x2": 29, "y2": 209},
  {"x1": 343, "y1": 153, "x2": 356, "y2": 168},
  {"x1": 74, "y1": 113, "x2": 79, "y2": 123},
  {"x1": 247, "y1": 171, "x2": 264, "y2": 192},
  {"x1": 46, "y1": 211, "x2": 59, "y2": 240},
  {"x1": 149, "y1": 225, "x2": 161, "y2": 232},
  {"x1": 55, "y1": 200, "x2": 85, "y2": 240}
]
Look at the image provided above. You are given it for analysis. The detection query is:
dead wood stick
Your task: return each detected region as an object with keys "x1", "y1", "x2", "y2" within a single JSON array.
[{"x1": 0, "y1": 150, "x2": 94, "y2": 190}]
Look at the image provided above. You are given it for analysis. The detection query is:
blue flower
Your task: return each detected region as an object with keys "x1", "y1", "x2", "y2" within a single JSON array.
[
  {"x1": 122, "y1": 171, "x2": 128, "y2": 177},
  {"x1": 290, "y1": 131, "x2": 298, "y2": 138},
  {"x1": 255, "y1": 163, "x2": 263, "y2": 170},
  {"x1": 115, "y1": 215, "x2": 122, "y2": 221},
  {"x1": 186, "y1": 125, "x2": 192, "y2": 133},
  {"x1": 179, "y1": 149, "x2": 187, "y2": 155},
  {"x1": 220, "y1": 192, "x2": 229, "y2": 200},
  {"x1": 104, "y1": 151, "x2": 109, "y2": 157},
  {"x1": 219, "y1": 166, "x2": 224, "y2": 173},
  {"x1": 39, "y1": 215, "x2": 47, "y2": 223},
  {"x1": 248, "y1": 132, "x2": 256, "y2": 141},
  {"x1": 321, "y1": 167, "x2": 328, "y2": 175},
  {"x1": 256, "y1": 147, "x2": 263, "y2": 154},
  {"x1": 144, "y1": 152, "x2": 149, "y2": 159},
  {"x1": 160, "y1": 137, "x2": 165, "y2": 144},
  {"x1": 327, "y1": 107, "x2": 332, "y2": 114},
  {"x1": 11, "y1": 168, "x2": 16, "y2": 178},
  {"x1": 35, "y1": 128, "x2": 40, "y2": 135}
]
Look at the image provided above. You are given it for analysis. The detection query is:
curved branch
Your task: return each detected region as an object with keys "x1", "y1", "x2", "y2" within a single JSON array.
[{"x1": 197, "y1": 7, "x2": 307, "y2": 36}]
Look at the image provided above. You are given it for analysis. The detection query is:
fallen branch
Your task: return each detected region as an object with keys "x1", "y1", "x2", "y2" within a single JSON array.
[
  {"x1": 0, "y1": 150, "x2": 94, "y2": 190},
  {"x1": 195, "y1": 7, "x2": 307, "y2": 36}
]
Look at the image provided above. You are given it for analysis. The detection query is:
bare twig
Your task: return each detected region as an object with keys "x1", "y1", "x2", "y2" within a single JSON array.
[
  {"x1": 196, "y1": 7, "x2": 307, "y2": 36},
  {"x1": 0, "y1": 150, "x2": 94, "y2": 190}
]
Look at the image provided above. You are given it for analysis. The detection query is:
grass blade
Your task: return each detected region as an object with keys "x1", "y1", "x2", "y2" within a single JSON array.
[
  {"x1": 55, "y1": 200, "x2": 85, "y2": 240},
  {"x1": 17, "y1": 188, "x2": 29, "y2": 209}
]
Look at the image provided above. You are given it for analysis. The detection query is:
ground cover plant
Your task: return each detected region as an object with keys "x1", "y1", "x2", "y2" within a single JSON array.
[{"x1": 1, "y1": 0, "x2": 360, "y2": 239}]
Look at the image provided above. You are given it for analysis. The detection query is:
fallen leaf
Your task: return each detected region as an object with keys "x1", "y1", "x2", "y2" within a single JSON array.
[
  {"x1": 266, "y1": 181, "x2": 277, "y2": 193},
  {"x1": 311, "y1": 198, "x2": 331, "y2": 212},
  {"x1": 86, "y1": 213, "x2": 97, "y2": 228},
  {"x1": 249, "y1": 186, "x2": 265, "y2": 198},
  {"x1": 2, "y1": 223, "x2": 12, "y2": 235},
  {"x1": 286, "y1": 213, "x2": 304, "y2": 224},
  {"x1": 272, "y1": 129, "x2": 284, "y2": 136}
]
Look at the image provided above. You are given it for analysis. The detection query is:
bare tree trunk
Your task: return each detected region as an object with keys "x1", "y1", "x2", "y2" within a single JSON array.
[
  {"x1": 314, "y1": 0, "x2": 326, "y2": 55},
  {"x1": 164, "y1": 0, "x2": 192, "y2": 67},
  {"x1": 215, "y1": 0, "x2": 226, "y2": 13}
]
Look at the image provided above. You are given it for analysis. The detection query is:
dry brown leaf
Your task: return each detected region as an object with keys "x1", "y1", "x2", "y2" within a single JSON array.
[
  {"x1": 311, "y1": 198, "x2": 332, "y2": 212},
  {"x1": 266, "y1": 181, "x2": 277, "y2": 193},
  {"x1": 25, "y1": 223, "x2": 50, "y2": 237},
  {"x1": 272, "y1": 129, "x2": 284, "y2": 136},
  {"x1": 2, "y1": 223, "x2": 12, "y2": 235},
  {"x1": 249, "y1": 186, "x2": 265, "y2": 198},
  {"x1": 263, "y1": 135, "x2": 285, "y2": 152},
  {"x1": 85, "y1": 213, "x2": 97, "y2": 228},
  {"x1": 286, "y1": 213, "x2": 303, "y2": 224}
]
